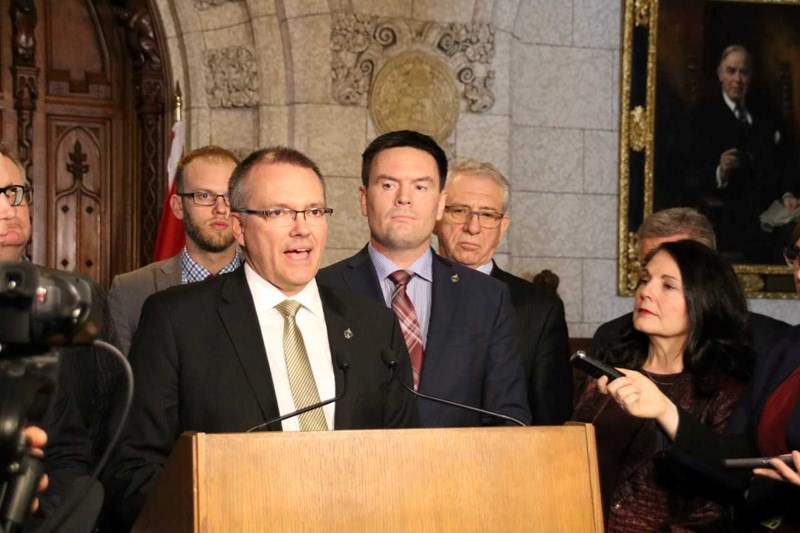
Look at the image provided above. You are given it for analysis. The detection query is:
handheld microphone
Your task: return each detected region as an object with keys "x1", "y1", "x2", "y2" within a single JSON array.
[
  {"x1": 245, "y1": 356, "x2": 350, "y2": 433},
  {"x1": 381, "y1": 349, "x2": 526, "y2": 427},
  {"x1": 1, "y1": 454, "x2": 44, "y2": 533}
]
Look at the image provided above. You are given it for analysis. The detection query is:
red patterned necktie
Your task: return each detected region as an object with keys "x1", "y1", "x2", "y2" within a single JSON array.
[{"x1": 389, "y1": 270, "x2": 424, "y2": 390}]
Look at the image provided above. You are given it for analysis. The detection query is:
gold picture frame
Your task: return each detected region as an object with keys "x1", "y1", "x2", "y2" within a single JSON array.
[{"x1": 618, "y1": 0, "x2": 800, "y2": 298}]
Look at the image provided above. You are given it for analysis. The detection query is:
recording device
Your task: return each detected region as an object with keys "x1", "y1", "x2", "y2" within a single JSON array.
[
  {"x1": 245, "y1": 356, "x2": 351, "y2": 432},
  {"x1": 381, "y1": 349, "x2": 526, "y2": 427},
  {"x1": 0, "y1": 262, "x2": 100, "y2": 348},
  {"x1": 723, "y1": 455, "x2": 795, "y2": 469},
  {"x1": 570, "y1": 350, "x2": 624, "y2": 381},
  {"x1": 0, "y1": 261, "x2": 100, "y2": 533}
]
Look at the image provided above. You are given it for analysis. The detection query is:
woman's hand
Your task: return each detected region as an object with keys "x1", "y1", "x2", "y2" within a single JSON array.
[
  {"x1": 754, "y1": 450, "x2": 800, "y2": 487},
  {"x1": 597, "y1": 370, "x2": 680, "y2": 439}
]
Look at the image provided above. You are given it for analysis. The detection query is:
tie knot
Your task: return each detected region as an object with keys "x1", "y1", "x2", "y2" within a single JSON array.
[
  {"x1": 275, "y1": 299, "x2": 301, "y2": 319},
  {"x1": 389, "y1": 270, "x2": 413, "y2": 287}
]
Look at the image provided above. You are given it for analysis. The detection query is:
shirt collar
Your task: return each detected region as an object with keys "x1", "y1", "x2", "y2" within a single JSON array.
[
  {"x1": 475, "y1": 259, "x2": 494, "y2": 275},
  {"x1": 180, "y1": 247, "x2": 243, "y2": 284},
  {"x1": 367, "y1": 243, "x2": 433, "y2": 282},
  {"x1": 722, "y1": 91, "x2": 743, "y2": 114},
  {"x1": 243, "y1": 263, "x2": 325, "y2": 318}
]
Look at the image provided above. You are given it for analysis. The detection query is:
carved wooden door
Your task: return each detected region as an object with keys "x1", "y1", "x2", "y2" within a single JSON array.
[{"x1": 0, "y1": 0, "x2": 169, "y2": 287}]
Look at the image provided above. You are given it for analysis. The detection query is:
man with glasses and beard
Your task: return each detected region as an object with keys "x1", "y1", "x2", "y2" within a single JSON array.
[{"x1": 108, "y1": 145, "x2": 241, "y2": 354}]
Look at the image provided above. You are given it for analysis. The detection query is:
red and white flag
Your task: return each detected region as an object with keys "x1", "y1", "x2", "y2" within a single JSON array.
[{"x1": 152, "y1": 120, "x2": 186, "y2": 261}]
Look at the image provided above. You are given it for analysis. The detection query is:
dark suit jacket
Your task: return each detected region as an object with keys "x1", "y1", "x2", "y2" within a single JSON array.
[
  {"x1": 317, "y1": 247, "x2": 531, "y2": 427},
  {"x1": 490, "y1": 264, "x2": 572, "y2": 424},
  {"x1": 691, "y1": 95, "x2": 796, "y2": 259},
  {"x1": 108, "y1": 255, "x2": 182, "y2": 354},
  {"x1": 103, "y1": 267, "x2": 419, "y2": 528},
  {"x1": 671, "y1": 325, "x2": 800, "y2": 527},
  {"x1": 591, "y1": 310, "x2": 788, "y2": 365},
  {"x1": 573, "y1": 372, "x2": 745, "y2": 531}
]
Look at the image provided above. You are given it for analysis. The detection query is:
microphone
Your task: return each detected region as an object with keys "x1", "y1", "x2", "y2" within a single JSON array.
[
  {"x1": 1, "y1": 454, "x2": 44, "y2": 533},
  {"x1": 381, "y1": 349, "x2": 526, "y2": 427},
  {"x1": 245, "y1": 356, "x2": 350, "y2": 433}
]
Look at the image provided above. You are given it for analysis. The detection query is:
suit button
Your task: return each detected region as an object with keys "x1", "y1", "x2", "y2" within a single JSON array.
[{"x1": 612, "y1": 502, "x2": 622, "y2": 510}]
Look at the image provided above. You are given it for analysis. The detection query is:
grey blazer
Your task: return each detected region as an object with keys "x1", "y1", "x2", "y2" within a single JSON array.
[{"x1": 108, "y1": 255, "x2": 182, "y2": 354}]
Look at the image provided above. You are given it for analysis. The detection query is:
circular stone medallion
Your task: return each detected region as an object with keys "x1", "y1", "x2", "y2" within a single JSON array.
[{"x1": 369, "y1": 50, "x2": 460, "y2": 143}]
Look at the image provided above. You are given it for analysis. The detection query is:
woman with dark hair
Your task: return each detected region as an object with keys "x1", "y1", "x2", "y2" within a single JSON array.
[
  {"x1": 603, "y1": 224, "x2": 800, "y2": 530},
  {"x1": 573, "y1": 240, "x2": 753, "y2": 532}
]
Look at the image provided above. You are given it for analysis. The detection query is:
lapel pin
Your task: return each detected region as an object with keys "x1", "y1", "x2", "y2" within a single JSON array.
[
  {"x1": 451, "y1": 274, "x2": 459, "y2": 283},
  {"x1": 343, "y1": 328, "x2": 353, "y2": 339}
]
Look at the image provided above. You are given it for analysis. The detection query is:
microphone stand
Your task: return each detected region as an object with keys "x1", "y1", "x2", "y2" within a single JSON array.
[
  {"x1": 382, "y1": 350, "x2": 526, "y2": 427},
  {"x1": 246, "y1": 360, "x2": 350, "y2": 433}
]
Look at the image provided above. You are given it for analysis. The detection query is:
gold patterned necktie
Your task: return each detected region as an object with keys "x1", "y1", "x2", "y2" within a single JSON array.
[{"x1": 275, "y1": 300, "x2": 328, "y2": 431}]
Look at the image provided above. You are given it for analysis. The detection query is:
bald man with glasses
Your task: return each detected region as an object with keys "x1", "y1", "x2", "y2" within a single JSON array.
[
  {"x1": 104, "y1": 146, "x2": 418, "y2": 529},
  {"x1": 108, "y1": 145, "x2": 242, "y2": 354}
]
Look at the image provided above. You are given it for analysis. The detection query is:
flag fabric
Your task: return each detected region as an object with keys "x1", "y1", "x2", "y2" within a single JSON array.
[{"x1": 152, "y1": 120, "x2": 186, "y2": 261}]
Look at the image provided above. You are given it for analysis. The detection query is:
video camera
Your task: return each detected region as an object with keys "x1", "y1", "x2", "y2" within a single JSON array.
[
  {"x1": 0, "y1": 261, "x2": 101, "y2": 532},
  {"x1": 0, "y1": 261, "x2": 99, "y2": 349}
]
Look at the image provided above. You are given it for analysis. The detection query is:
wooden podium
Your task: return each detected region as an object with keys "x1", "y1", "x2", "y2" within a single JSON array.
[{"x1": 133, "y1": 425, "x2": 603, "y2": 532}]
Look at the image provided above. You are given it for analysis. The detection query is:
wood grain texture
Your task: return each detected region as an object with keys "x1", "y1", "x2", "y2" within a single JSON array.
[{"x1": 134, "y1": 426, "x2": 604, "y2": 532}]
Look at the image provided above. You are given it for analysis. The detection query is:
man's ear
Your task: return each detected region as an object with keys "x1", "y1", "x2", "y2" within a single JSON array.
[
  {"x1": 499, "y1": 214, "x2": 510, "y2": 240},
  {"x1": 170, "y1": 194, "x2": 185, "y2": 220},
  {"x1": 435, "y1": 190, "x2": 447, "y2": 221},
  {"x1": 231, "y1": 213, "x2": 246, "y2": 248},
  {"x1": 358, "y1": 185, "x2": 368, "y2": 217}
]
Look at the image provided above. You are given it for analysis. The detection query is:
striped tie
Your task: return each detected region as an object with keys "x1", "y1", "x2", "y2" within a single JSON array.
[
  {"x1": 389, "y1": 270, "x2": 424, "y2": 389},
  {"x1": 275, "y1": 300, "x2": 328, "y2": 431}
]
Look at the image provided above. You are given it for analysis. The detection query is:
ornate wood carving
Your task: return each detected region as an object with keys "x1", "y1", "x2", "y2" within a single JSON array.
[
  {"x1": 136, "y1": 73, "x2": 164, "y2": 264},
  {"x1": 53, "y1": 129, "x2": 104, "y2": 281},
  {"x1": 11, "y1": 67, "x2": 37, "y2": 175},
  {"x1": 10, "y1": 0, "x2": 36, "y2": 64},
  {"x1": 10, "y1": 0, "x2": 38, "y2": 176},
  {"x1": 112, "y1": 0, "x2": 168, "y2": 265}
]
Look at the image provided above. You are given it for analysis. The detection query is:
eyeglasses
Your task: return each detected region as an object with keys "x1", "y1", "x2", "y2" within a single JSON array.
[
  {"x1": 783, "y1": 245, "x2": 800, "y2": 267},
  {"x1": 177, "y1": 191, "x2": 230, "y2": 206},
  {"x1": 235, "y1": 207, "x2": 333, "y2": 226},
  {"x1": 443, "y1": 205, "x2": 505, "y2": 229},
  {"x1": 0, "y1": 185, "x2": 33, "y2": 207}
]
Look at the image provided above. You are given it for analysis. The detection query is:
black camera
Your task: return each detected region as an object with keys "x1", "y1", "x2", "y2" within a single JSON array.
[{"x1": 0, "y1": 261, "x2": 99, "y2": 349}]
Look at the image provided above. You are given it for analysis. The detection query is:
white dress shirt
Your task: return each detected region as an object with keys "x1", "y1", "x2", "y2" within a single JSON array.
[{"x1": 245, "y1": 264, "x2": 335, "y2": 431}]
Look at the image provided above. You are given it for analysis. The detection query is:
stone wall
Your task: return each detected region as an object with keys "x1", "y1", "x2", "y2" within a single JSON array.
[{"x1": 152, "y1": 0, "x2": 800, "y2": 338}]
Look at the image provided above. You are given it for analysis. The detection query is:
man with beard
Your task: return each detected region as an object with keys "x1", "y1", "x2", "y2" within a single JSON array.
[{"x1": 108, "y1": 145, "x2": 241, "y2": 354}]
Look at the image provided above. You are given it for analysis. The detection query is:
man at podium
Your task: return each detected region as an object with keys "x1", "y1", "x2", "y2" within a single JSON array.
[{"x1": 103, "y1": 147, "x2": 418, "y2": 529}]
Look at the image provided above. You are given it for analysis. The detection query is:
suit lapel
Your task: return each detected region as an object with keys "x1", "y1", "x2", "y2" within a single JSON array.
[
  {"x1": 156, "y1": 255, "x2": 182, "y2": 291},
  {"x1": 318, "y1": 286, "x2": 353, "y2": 429},
  {"x1": 341, "y1": 246, "x2": 384, "y2": 303},
  {"x1": 425, "y1": 254, "x2": 461, "y2": 358},
  {"x1": 217, "y1": 268, "x2": 280, "y2": 420}
]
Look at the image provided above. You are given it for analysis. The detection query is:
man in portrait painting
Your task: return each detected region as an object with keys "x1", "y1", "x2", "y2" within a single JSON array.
[{"x1": 690, "y1": 44, "x2": 798, "y2": 263}]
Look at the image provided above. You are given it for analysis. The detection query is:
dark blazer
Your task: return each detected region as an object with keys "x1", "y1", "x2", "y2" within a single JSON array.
[
  {"x1": 691, "y1": 95, "x2": 796, "y2": 259},
  {"x1": 694, "y1": 95, "x2": 790, "y2": 204},
  {"x1": 671, "y1": 325, "x2": 800, "y2": 528},
  {"x1": 591, "y1": 310, "x2": 789, "y2": 364},
  {"x1": 573, "y1": 372, "x2": 745, "y2": 532},
  {"x1": 317, "y1": 247, "x2": 531, "y2": 427},
  {"x1": 103, "y1": 267, "x2": 419, "y2": 528},
  {"x1": 108, "y1": 255, "x2": 182, "y2": 354},
  {"x1": 490, "y1": 264, "x2": 572, "y2": 424}
]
